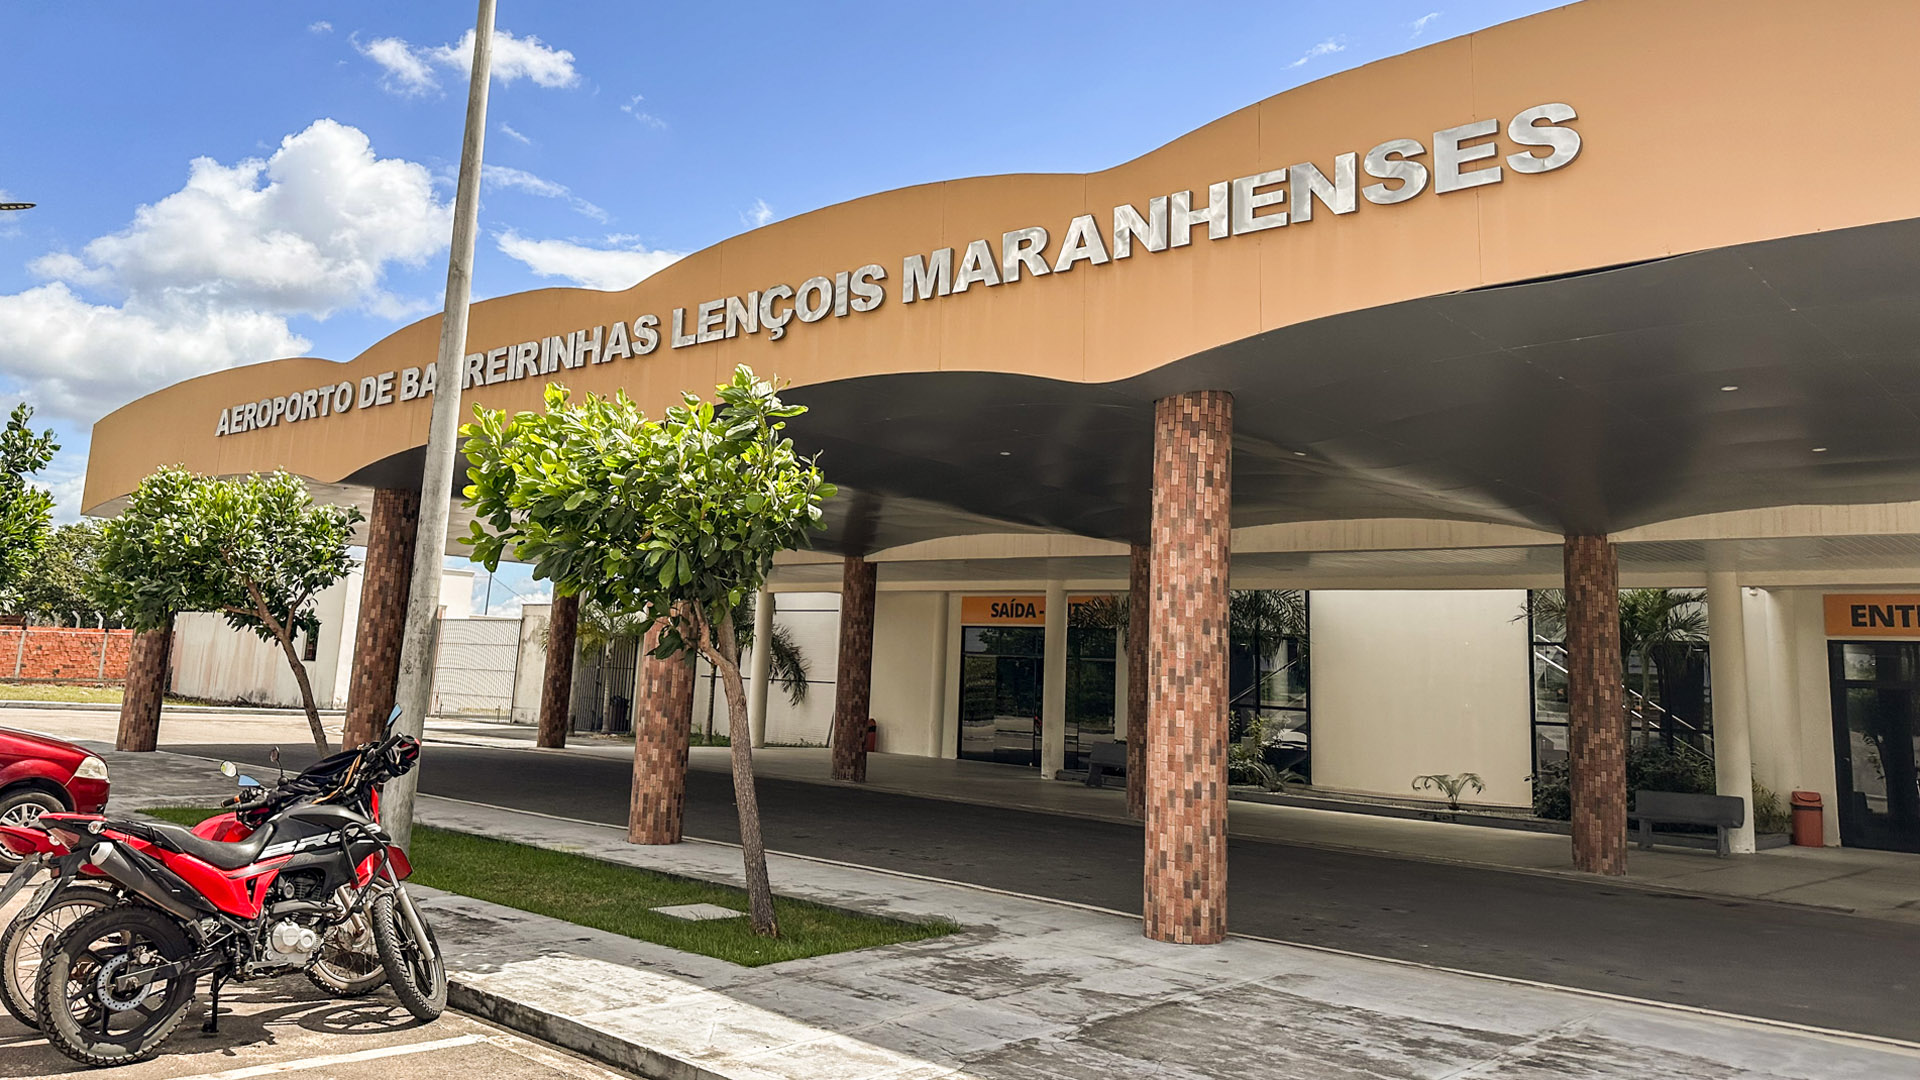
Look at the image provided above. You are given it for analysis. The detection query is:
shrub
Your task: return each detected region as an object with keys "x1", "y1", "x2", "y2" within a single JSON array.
[
  {"x1": 1752, "y1": 782, "x2": 1791, "y2": 834},
  {"x1": 1530, "y1": 744, "x2": 1716, "y2": 821}
]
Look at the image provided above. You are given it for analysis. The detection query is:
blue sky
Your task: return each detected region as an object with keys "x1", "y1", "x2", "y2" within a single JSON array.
[{"x1": 0, "y1": 0, "x2": 1560, "y2": 611}]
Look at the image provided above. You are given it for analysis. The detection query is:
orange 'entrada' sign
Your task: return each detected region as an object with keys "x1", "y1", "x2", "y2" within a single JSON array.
[{"x1": 1824, "y1": 595, "x2": 1920, "y2": 637}]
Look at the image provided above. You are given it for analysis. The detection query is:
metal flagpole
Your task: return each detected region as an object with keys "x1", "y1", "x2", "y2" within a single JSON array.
[{"x1": 383, "y1": 0, "x2": 495, "y2": 852}]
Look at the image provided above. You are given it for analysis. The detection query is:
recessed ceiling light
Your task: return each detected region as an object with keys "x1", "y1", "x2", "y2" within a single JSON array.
[
  {"x1": 1292, "y1": 451, "x2": 1307, "y2": 457},
  {"x1": 1720, "y1": 385, "x2": 1739, "y2": 392},
  {"x1": 1812, "y1": 447, "x2": 1828, "y2": 453},
  {"x1": 998, "y1": 451, "x2": 1010, "y2": 457}
]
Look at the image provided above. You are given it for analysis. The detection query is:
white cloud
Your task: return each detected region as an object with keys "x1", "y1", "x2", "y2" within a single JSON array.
[
  {"x1": 1288, "y1": 38, "x2": 1347, "y2": 68},
  {"x1": 0, "y1": 283, "x2": 310, "y2": 423},
  {"x1": 483, "y1": 164, "x2": 607, "y2": 222},
  {"x1": 621, "y1": 94, "x2": 666, "y2": 129},
  {"x1": 742, "y1": 199, "x2": 775, "y2": 228},
  {"x1": 361, "y1": 28, "x2": 579, "y2": 97},
  {"x1": 431, "y1": 29, "x2": 578, "y2": 89},
  {"x1": 0, "y1": 119, "x2": 448, "y2": 427},
  {"x1": 307, "y1": 20, "x2": 332, "y2": 34},
  {"x1": 358, "y1": 35, "x2": 438, "y2": 96},
  {"x1": 32, "y1": 120, "x2": 449, "y2": 318},
  {"x1": 1410, "y1": 12, "x2": 1442, "y2": 37},
  {"x1": 496, "y1": 231, "x2": 684, "y2": 292},
  {"x1": 497, "y1": 122, "x2": 531, "y2": 145},
  {"x1": 474, "y1": 572, "x2": 551, "y2": 618}
]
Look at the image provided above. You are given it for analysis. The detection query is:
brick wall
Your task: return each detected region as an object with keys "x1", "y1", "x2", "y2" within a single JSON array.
[{"x1": 0, "y1": 627, "x2": 136, "y2": 682}]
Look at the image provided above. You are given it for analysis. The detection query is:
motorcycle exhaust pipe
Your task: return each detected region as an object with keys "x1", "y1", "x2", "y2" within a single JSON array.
[{"x1": 88, "y1": 841, "x2": 217, "y2": 924}]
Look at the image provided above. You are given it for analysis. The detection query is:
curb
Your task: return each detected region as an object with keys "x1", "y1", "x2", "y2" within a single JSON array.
[{"x1": 449, "y1": 979, "x2": 730, "y2": 1080}]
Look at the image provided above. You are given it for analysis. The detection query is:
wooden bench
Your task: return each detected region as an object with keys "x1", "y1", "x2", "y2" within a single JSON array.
[
  {"x1": 1630, "y1": 790, "x2": 1745, "y2": 856},
  {"x1": 1084, "y1": 742, "x2": 1128, "y2": 788}
]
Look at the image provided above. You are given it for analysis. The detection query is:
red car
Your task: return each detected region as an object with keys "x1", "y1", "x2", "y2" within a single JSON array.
[{"x1": 0, "y1": 728, "x2": 109, "y2": 862}]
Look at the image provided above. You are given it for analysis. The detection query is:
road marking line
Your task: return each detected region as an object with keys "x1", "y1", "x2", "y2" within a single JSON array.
[
  {"x1": 166, "y1": 1033, "x2": 489, "y2": 1079},
  {"x1": 416, "y1": 794, "x2": 1920, "y2": 1055}
]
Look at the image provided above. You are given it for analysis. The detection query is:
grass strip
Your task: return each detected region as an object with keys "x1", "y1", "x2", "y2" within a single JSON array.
[
  {"x1": 0, "y1": 681, "x2": 123, "y2": 703},
  {"x1": 141, "y1": 807, "x2": 956, "y2": 966}
]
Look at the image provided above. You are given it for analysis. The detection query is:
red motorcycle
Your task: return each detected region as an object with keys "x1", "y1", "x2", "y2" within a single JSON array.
[
  {"x1": 0, "y1": 730, "x2": 442, "y2": 1067},
  {"x1": 0, "y1": 752, "x2": 384, "y2": 1029}
]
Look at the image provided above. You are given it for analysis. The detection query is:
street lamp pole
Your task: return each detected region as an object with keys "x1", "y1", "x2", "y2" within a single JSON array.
[{"x1": 383, "y1": 0, "x2": 496, "y2": 852}]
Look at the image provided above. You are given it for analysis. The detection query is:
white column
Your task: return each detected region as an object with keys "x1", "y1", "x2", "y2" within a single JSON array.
[
  {"x1": 1041, "y1": 581, "x2": 1068, "y2": 777},
  {"x1": 925, "y1": 593, "x2": 950, "y2": 758},
  {"x1": 746, "y1": 588, "x2": 775, "y2": 748},
  {"x1": 939, "y1": 594, "x2": 963, "y2": 758},
  {"x1": 1706, "y1": 566, "x2": 1757, "y2": 854}
]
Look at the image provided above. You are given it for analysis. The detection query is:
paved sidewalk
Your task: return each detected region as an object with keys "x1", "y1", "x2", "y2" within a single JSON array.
[
  {"x1": 412, "y1": 795, "x2": 1918, "y2": 1080},
  {"x1": 56, "y1": 740, "x2": 1920, "y2": 1079}
]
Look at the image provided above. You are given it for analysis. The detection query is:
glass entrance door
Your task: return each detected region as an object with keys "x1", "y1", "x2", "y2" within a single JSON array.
[
  {"x1": 960, "y1": 626, "x2": 1043, "y2": 766},
  {"x1": 1828, "y1": 642, "x2": 1920, "y2": 852}
]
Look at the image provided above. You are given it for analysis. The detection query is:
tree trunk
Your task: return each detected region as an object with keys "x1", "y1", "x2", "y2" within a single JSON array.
[
  {"x1": 243, "y1": 582, "x2": 329, "y2": 756},
  {"x1": 704, "y1": 669, "x2": 717, "y2": 742},
  {"x1": 116, "y1": 617, "x2": 172, "y2": 752},
  {"x1": 538, "y1": 593, "x2": 578, "y2": 748},
  {"x1": 710, "y1": 610, "x2": 779, "y2": 937},
  {"x1": 273, "y1": 625, "x2": 331, "y2": 757}
]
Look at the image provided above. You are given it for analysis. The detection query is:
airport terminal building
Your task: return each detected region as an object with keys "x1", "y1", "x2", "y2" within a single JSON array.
[{"x1": 84, "y1": 0, "x2": 1920, "y2": 940}]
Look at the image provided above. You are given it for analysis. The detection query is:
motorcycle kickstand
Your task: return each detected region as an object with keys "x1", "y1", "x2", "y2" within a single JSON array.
[{"x1": 202, "y1": 972, "x2": 226, "y2": 1035}]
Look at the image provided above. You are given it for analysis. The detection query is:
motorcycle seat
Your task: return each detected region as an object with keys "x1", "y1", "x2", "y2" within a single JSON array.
[{"x1": 127, "y1": 821, "x2": 273, "y2": 871}]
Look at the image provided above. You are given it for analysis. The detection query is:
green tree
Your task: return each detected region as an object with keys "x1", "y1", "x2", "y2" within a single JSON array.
[
  {"x1": 462, "y1": 368, "x2": 835, "y2": 936},
  {"x1": 0, "y1": 403, "x2": 58, "y2": 606},
  {"x1": 12, "y1": 521, "x2": 109, "y2": 624},
  {"x1": 94, "y1": 468, "x2": 362, "y2": 754}
]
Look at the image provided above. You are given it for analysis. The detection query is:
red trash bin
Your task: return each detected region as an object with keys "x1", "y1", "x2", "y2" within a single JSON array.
[
  {"x1": 864, "y1": 719, "x2": 878, "y2": 753},
  {"x1": 1790, "y1": 790, "x2": 1824, "y2": 847}
]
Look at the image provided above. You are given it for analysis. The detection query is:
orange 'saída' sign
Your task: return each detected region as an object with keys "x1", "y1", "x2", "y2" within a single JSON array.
[{"x1": 959, "y1": 595, "x2": 1110, "y2": 626}]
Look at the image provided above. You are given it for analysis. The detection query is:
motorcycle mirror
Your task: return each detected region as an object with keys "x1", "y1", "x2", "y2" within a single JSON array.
[
  {"x1": 219, "y1": 761, "x2": 237, "y2": 778},
  {"x1": 269, "y1": 746, "x2": 284, "y2": 783},
  {"x1": 237, "y1": 775, "x2": 262, "y2": 789}
]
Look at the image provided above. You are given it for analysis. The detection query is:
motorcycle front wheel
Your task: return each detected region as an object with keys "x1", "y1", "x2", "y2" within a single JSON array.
[
  {"x1": 0, "y1": 883, "x2": 116, "y2": 1028},
  {"x1": 308, "y1": 911, "x2": 385, "y2": 997},
  {"x1": 35, "y1": 904, "x2": 197, "y2": 1067},
  {"x1": 370, "y1": 888, "x2": 445, "y2": 1021}
]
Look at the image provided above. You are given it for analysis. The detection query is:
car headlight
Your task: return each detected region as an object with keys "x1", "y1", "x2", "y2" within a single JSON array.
[{"x1": 73, "y1": 756, "x2": 109, "y2": 782}]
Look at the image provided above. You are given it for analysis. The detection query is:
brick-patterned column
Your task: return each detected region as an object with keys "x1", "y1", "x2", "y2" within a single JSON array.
[
  {"x1": 630, "y1": 623, "x2": 696, "y2": 844},
  {"x1": 1564, "y1": 535, "x2": 1628, "y2": 876},
  {"x1": 1126, "y1": 542, "x2": 1150, "y2": 820},
  {"x1": 538, "y1": 593, "x2": 579, "y2": 748},
  {"x1": 116, "y1": 616, "x2": 173, "y2": 753},
  {"x1": 343, "y1": 488, "x2": 420, "y2": 749},
  {"x1": 1144, "y1": 391, "x2": 1233, "y2": 944},
  {"x1": 831, "y1": 556, "x2": 878, "y2": 782}
]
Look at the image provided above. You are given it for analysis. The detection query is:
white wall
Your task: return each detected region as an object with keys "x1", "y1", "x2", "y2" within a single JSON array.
[
  {"x1": 691, "y1": 592, "x2": 841, "y2": 745},
  {"x1": 169, "y1": 565, "x2": 474, "y2": 710},
  {"x1": 869, "y1": 592, "x2": 947, "y2": 757},
  {"x1": 511, "y1": 603, "x2": 551, "y2": 725},
  {"x1": 171, "y1": 578, "x2": 349, "y2": 708},
  {"x1": 1310, "y1": 590, "x2": 1534, "y2": 807}
]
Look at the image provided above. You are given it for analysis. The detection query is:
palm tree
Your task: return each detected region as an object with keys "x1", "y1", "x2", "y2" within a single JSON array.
[{"x1": 1525, "y1": 587, "x2": 1709, "y2": 745}]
